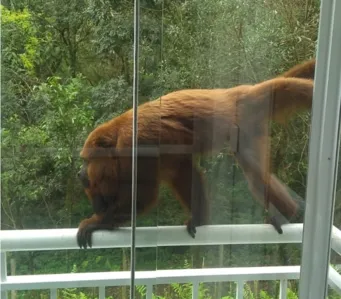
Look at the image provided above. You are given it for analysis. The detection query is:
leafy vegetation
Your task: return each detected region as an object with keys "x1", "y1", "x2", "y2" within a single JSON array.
[{"x1": 3, "y1": 0, "x2": 340, "y2": 298}]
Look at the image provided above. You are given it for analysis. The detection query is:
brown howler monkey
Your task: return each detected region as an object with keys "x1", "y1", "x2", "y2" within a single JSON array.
[{"x1": 77, "y1": 60, "x2": 315, "y2": 249}]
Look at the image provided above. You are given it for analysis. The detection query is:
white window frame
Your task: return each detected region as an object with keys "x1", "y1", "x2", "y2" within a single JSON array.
[{"x1": 299, "y1": 0, "x2": 341, "y2": 298}]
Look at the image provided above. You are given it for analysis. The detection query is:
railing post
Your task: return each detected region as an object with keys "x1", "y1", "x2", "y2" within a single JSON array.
[
  {"x1": 146, "y1": 284, "x2": 153, "y2": 299},
  {"x1": 50, "y1": 288, "x2": 57, "y2": 299},
  {"x1": 99, "y1": 286, "x2": 105, "y2": 299},
  {"x1": 1, "y1": 252, "x2": 8, "y2": 299},
  {"x1": 236, "y1": 281, "x2": 244, "y2": 299},
  {"x1": 279, "y1": 279, "x2": 287, "y2": 299},
  {"x1": 192, "y1": 282, "x2": 199, "y2": 299}
]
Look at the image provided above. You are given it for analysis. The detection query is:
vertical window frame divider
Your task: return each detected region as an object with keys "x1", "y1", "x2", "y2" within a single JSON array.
[{"x1": 299, "y1": 0, "x2": 341, "y2": 298}]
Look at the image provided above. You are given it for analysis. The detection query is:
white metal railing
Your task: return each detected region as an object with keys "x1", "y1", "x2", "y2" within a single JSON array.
[{"x1": 1, "y1": 224, "x2": 341, "y2": 299}]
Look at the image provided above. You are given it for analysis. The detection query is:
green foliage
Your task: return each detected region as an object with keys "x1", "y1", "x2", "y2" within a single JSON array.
[
  {"x1": 59, "y1": 288, "x2": 91, "y2": 299},
  {"x1": 90, "y1": 76, "x2": 133, "y2": 125},
  {"x1": 1, "y1": 73, "x2": 94, "y2": 230},
  {"x1": 1, "y1": 5, "x2": 37, "y2": 73},
  {"x1": 136, "y1": 281, "x2": 212, "y2": 299},
  {"x1": 31, "y1": 75, "x2": 94, "y2": 145},
  {"x1": 135, "y1": 279, "x2": 301, "y2": 299},
  {"x1": 287, "y1": 288, "x2": 299, "y2": 299}
]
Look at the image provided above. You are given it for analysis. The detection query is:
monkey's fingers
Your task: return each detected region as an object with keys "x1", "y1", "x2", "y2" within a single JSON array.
[
  {"x1": 77, "y1": 215, "x2": 100, "y2": 249},
  {"x1": 77, "y1": 228, "x2": 88, "y2": 249},
  {"x1": 77, "y1": 224, "x2": 98, "y2": 249}
]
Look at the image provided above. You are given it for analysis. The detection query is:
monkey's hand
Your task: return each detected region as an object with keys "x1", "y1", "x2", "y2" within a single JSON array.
[
  {"x1": 77, "y1": 219, "x2": 98, "y2": 249},
  {"x1": 77, "y1": 214, "x2": 114, "y2": 249}
]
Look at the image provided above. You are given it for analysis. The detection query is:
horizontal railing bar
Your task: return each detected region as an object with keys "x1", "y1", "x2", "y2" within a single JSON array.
[
  {"x1": 1, "y1": 145, "x2": 197, "y2": 158},
  {"x1": 328, "y1": 266, "x2": 341, "y2": 294},
  {"x1": 0, "y1": 224, "x2": 304, "y2": 252},
  {"x1": 0, "y1": 266, "x2": 300, "y2": 291},
  {"x1": 332, "y1": 226, "x2": 341, "y2": 255}
]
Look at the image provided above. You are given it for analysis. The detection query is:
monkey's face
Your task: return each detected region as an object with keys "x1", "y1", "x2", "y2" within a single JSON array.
[{"x1": 78, "y1": 158, "x2": 119, "y2": 214}]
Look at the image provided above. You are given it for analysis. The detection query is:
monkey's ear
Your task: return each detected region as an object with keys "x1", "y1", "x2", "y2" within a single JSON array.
[{"x1": 95, "y1": 136, "x2": 114, "y2": 148}]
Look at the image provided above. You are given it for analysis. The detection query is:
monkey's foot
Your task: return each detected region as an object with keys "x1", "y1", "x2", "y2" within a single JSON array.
[
  {"x1": 269, "y1": 196, "x2": 306, "y2": 235},
  {"x1": 185, "y1": 219, "x2": 197, "y2": 238},
  {"x1": 269, "y1": 216, "x2": 284, "y2": 234}
]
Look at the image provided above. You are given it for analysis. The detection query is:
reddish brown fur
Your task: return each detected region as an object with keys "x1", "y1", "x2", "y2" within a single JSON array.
[
  {"x1": 76, "y1": 60, "x2": 315, "y2": 249},
  {"x1": 281, "y1": 58, "x2": 315, "y2": 80}
]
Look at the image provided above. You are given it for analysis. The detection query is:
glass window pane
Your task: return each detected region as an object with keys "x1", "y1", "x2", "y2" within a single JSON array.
[
  {"x1": 134, "y1": 0, "x2": 320, "y2": 298},
  {"x1": 1, "y1": 0, "x2": 135, "y2": 297},
  {"x1": 4, "y1": 0, "x2": 341, "y2": 298}
]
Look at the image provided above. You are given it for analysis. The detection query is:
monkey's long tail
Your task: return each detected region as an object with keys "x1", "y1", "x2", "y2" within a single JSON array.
[
  {"x1": 280, "y1": 58, "x2": 316, "y2": 80},
  {"x1": 245, "y1": 77, "x2": 314, "y2": 125}
]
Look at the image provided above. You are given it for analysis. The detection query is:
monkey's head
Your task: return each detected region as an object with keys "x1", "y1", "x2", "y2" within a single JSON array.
[{"x1": 78, "y1": 124, "x2": 122, "y2": 214}]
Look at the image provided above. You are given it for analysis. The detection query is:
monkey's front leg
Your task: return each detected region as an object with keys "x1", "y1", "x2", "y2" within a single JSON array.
[{"x1": 77, "y1": 204, "x2": 132, "y2": 249}]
